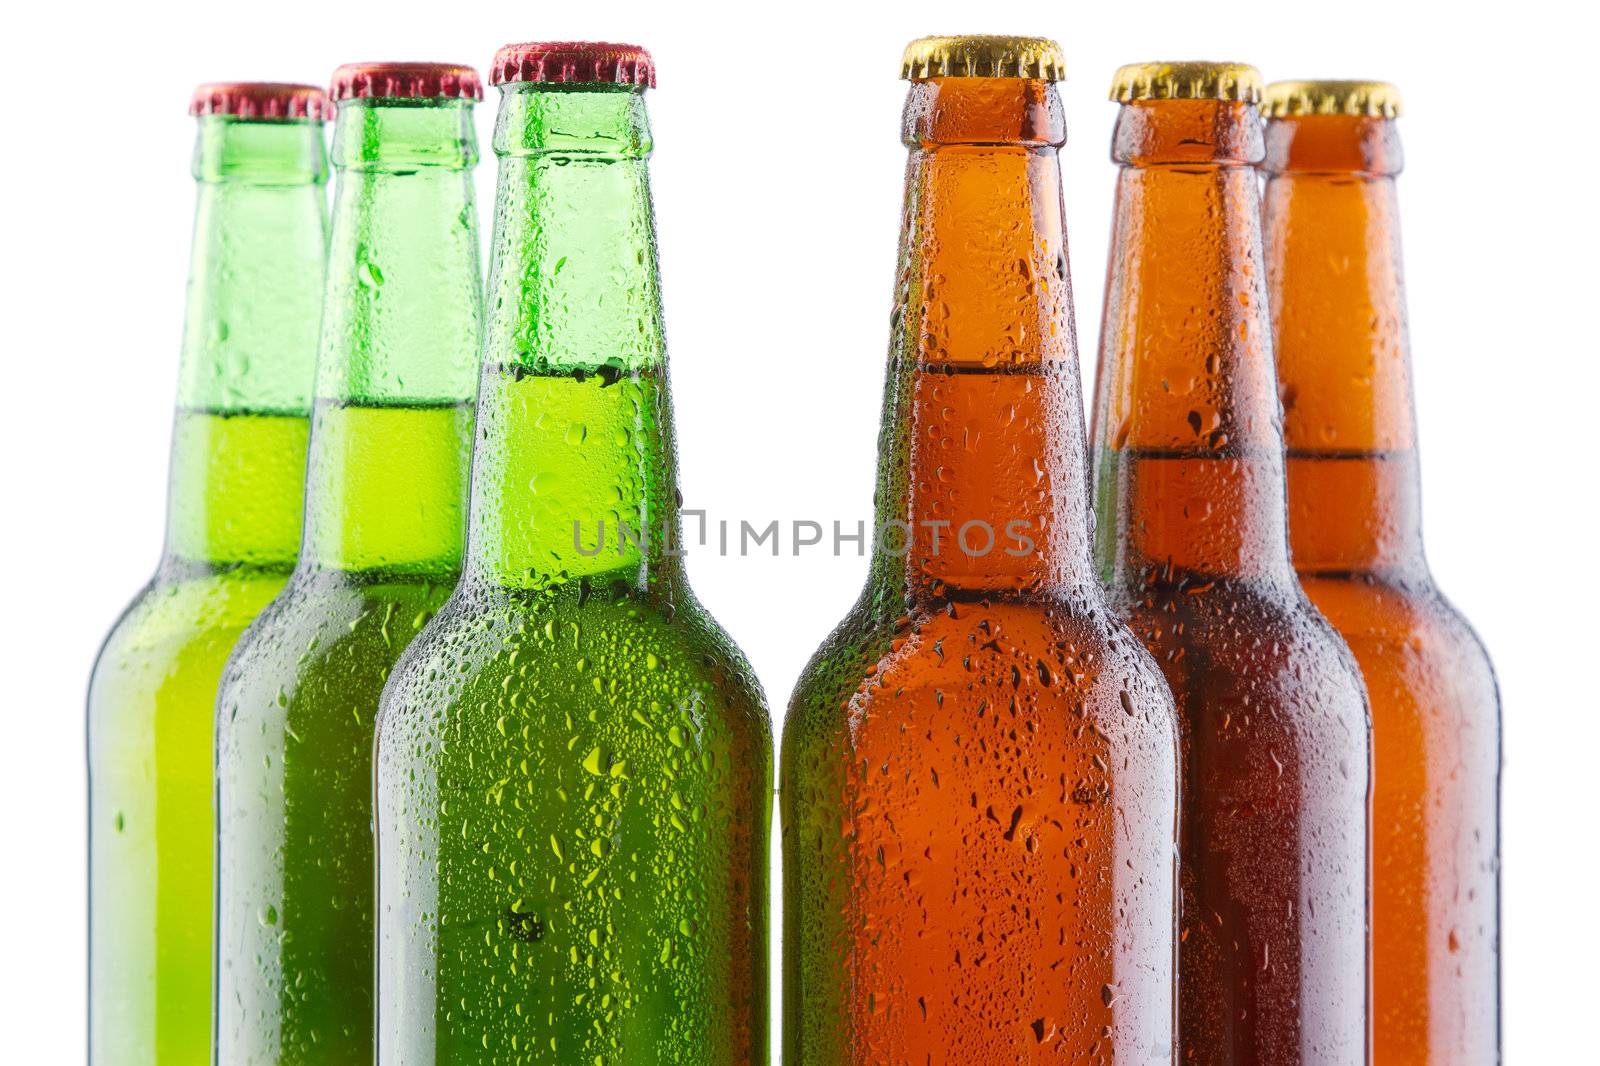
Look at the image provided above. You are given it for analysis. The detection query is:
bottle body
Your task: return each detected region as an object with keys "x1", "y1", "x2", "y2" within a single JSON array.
[
  {"x1": 784, "y1": 604, "x2": 1177, "y2": 1064},
  {"x1": 1288, "y1": 576, "x2": 1496, "y2": 1063},
  {"x1": 90, "y1": 560, "x2": 300, "y2": 1066},
  {"x1": 783, "y1": 70, "x2": 1178, "y2": 1066},
  {"x1": 374, "y1": 71, "x2": 772, "y2": 1064},
  {"x1": 378, "y1": 579, "x2": 772, "y2": 1063},
  {"x1": 214, "y1": 88, "x2": 482, "y2": 1065},
  {"x1": 88, "y1": 107, "x2": 326, "y2": 1066},
  {"x1": 1091, "y1": 90, "x2": 1371, "y2": 1064},
  {"x1": 1263, "y1": 106, "x2": 1500, "y2": 1064},
  {"x1": 1101, "y1": 577, "x2": 1369, "y2": 1063}
]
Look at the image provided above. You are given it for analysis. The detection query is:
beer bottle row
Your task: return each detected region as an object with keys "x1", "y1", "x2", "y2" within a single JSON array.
[{"x1": 87, "y1": 36, "x2": 1501, "y2": 1066}]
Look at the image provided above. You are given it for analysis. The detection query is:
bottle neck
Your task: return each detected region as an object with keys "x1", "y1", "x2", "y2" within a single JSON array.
[
  {"x1": 301, "y1": 100, "x2": 481, "y2": 574},
  {"x1": 464, "y1": 85, "x2": 682, "y2": 594},
  {"x1": 163, "y1": 115, "x2": 327, "y2": 568},
  {"x1": 869, "y1": 77, "x2": 1096, "y2": 607},
  {"x1": 1264, "y1": 114, "x2": 1426, "y2": 577},
  {"x1": 1093, "y1": 99, "x2": 1296, "y2": 588}
]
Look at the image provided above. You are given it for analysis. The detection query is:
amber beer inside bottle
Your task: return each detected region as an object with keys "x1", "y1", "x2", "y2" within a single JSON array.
[
  {"x1": 782, "y1": 36, "x2": 1178, "y2": 1066},
  {"x1": 1091, "y1": 63, "x2": 1372, "y2": 1063},
  {"x1": 1262, "y1": 81, "x2": 1500, "y2": 1064}
]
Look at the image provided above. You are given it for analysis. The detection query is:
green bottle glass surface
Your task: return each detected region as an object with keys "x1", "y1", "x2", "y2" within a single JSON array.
[
  {"x1": 87, "y1": 84, "x2": 329, "y2": 1066},
  {"x1": 374, "y1": 43, "x2": 772, "y2": 1065},
  {"x1": 214, "y1": 66, "x2": 484, "y2": 1066}
]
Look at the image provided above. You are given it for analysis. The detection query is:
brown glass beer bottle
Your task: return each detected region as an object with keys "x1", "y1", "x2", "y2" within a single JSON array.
[
  {"x1": 1091, "y1": 62, "x2": 1372, "y2": 1063},
  {"x1": 1262, "y1": 80, "x2": 1500, "y2": 1065},
  {"x1": 783, "y1": 36, "x2": 1179, "y2": 1065}
]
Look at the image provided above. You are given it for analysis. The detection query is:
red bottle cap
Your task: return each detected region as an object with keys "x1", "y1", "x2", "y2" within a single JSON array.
[
  {"x1": 489, "y1": 42, "x2": 654, "y2": 89},
  {"x1": 329, "y1": 62, "x2": 483, "y2": 103},
  {"x1": 189, "y1": 82, "x2": 331, "y2": 121}
]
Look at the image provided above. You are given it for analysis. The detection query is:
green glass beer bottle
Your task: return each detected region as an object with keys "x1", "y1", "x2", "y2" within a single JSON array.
[
  {"x1": 214, "y1": 63, "x2": 483, "y2": 1065},
  {"x1": 87, "y1": 83, "x2": 329, "y2": 1066},
  {"x1": 374, "y1": 42, "x2": 772, "y2": 1064}
]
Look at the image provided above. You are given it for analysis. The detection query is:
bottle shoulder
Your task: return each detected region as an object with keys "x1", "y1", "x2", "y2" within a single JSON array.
[
  {"x1": 90, "y1": 567, "x2": 290, "y2": 693},
  {"x1": 399, "y1": 580, "x2": 759, "y2": 663},
  {"x1": 1106, "y1": 574, "x2": 1371, "y2": 719},
  {"x1": 1299, "y1": 572, "x2": 1496, "y2": 659},
  {"x1": 245, "y1": 566, "x2": 457, "y2": 643},
  {"x1": 88, "y1": 566, "x2": 294, "y2": 750},
  {"x1": 377, "y1": 582, "x2": 771, "y2": 750},
  {"x1": 784, "y1": 595, "x2": 1178, "y2": 750},
  {"x1": 1298, "y1": 572, "x2": 1500, "y2": 715},
  {"x1": 217, "y1": 568, "x2": 455, "y2": 716}
]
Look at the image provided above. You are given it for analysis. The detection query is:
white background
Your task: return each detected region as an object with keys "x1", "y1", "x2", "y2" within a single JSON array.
[{"x1": 3, "y1": 0, "x2": 1594, "y2": 1059}]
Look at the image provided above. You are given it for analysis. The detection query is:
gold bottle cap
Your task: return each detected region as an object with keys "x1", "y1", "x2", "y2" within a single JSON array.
[
  {"x1": 1263, "y1": 80, "x2": 1402, "y2": 118},
  {"x1": 1110, "y1": 61, "x2": 1262, "y2": 103},
  {"x1": 900, "y1": 35, "x2": 1066, "y2": 81}
]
